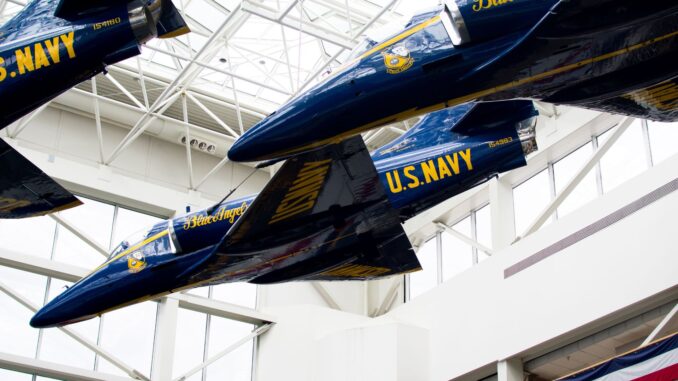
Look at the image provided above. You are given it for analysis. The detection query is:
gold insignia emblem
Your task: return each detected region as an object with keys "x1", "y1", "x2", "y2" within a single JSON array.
[
  {"x1": 127, "y1": 251, "x2": 147, "y2": 273},
  {"x1": 382, "y1": 45, "x2": 414, "y2": 74}
]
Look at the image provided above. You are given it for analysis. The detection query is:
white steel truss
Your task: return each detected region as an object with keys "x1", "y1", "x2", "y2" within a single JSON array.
[{"x1": 0, "y1": 0, "x2": 418, "y2": 171}]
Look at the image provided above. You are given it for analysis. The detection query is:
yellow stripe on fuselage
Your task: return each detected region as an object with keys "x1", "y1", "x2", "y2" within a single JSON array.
[
  {"x1": 90, "y1": 230, "x2": 169, "y2": 274},
  {"x1": 325, "y1": 16, "x2": 443, "y2": 81},
  {"x1": 359, "y1": 15, "x2": 442, "y2": 61},
  {"x1": 271, "y1": 27, "x2": 678, "y2": 158}
]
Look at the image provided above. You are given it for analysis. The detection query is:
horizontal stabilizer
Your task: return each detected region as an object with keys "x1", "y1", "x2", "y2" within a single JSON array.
[
  {"x1": 0, "y1": 139, "x2": 81, "y2": 218},
  {"x1": 196, "y1": 136, "x2": 420, "y2": 283},
  {"x1": 157, "y1": 0, "x2": 191, "y2": 38}
]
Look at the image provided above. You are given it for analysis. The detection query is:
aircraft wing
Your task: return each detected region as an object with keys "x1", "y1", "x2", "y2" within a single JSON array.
[
  {"x1": 196, "y1": 136, "x2": 420, "y2": 283},
  {"x1": 0, "y1": 139, "x2": 81, "y2": 219},
  {"x1": 465, "y1": 0, "x2": 678, "y2": 121},
  {"x1": 451, "y1": 100, "x2": 537, "y2": 136}
]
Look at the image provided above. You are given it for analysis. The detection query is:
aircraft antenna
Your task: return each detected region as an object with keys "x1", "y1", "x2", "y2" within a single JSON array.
[{"x1": 206, "y1": 167, "x2": 258, "y2": 215}]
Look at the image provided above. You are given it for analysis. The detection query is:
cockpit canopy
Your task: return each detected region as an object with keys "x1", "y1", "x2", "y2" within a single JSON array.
[
  {"x1": 107, "y1": 221, "x2": 169, "y2": 261},
  {"x1": 346, "y1": 18, "x2": 409, "y2": 62}
]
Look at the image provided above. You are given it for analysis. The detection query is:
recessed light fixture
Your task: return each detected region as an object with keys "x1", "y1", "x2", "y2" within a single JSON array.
[{"x1": 179, "y1": 136, "x2": 219, "y2": 155}]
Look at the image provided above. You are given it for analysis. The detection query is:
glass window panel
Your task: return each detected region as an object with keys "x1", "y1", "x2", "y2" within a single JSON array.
[
  {"x1": 211, "y1": 283, "x2": 257, "y2": 309},
  {"x1": 0, "y1": 292, "x2": 40, "y2": 358},
  {"x1": 172, "y1": 309, "x2": 207, "y2": 380},
  {"x1": 0, "y1": 216, "x2": 55, "y2": 259},
  {"x1": 205, "y1": 317, "x2": 253, "y2": 381},
  {"x1": 58, "y1": 197, "x2": 114, "y2": 245},
  {"x1": 53, "y1": 197, "x2": 114, "y2": 268},
  {"x1": 97, "y1": 302, "x2": 157, "y2": 377},
  {"x1": 0, "y1": 369, "x2": 31, "y2": 381},
  {"x1": 52, "y1": 228, "x2": 107, "y2": 269},
  {"x1": 554, "y1": 142, "x2": 598, "y2": 217},
  {"x1": 599, "y1": 120, "x2": 647, "y2": 193},
  {"x1": 409, "y1": 237, "x2": 437, "y2": 299},
  {"x1": 442, "y1": 216, "x2": 472, "y2": 280},
  {"x1": 475, "y1": 206, "x2": 492, "y2": 263},
  {"x1": 648, "y1": 120, "x2": 678, "y2": 165},
  {"x1": 513, "y1": 169, "x2": 551, "y2": 235},
  {"x1": 0, "y1": 266, "x2": 47, "y2": 306},
  {"x1": 0, "y1": 267, "x2": 46, "y2": 358},
  {"x1": 39, "y1": 278, "x2": 99, "y2": 370},
  {"x1": 112, "y1": 207, "x2": 162, "y2": 249}
]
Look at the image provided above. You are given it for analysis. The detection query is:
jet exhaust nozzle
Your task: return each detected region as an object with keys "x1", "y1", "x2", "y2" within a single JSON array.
[
  {"x1": 128, "y1": 0, "x2": 190, "y2": 45},
  {"x1": 517, "y1": 116, "x2": 538, "y2": 156}
]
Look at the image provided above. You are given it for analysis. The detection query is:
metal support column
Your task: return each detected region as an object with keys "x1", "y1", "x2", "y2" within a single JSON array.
[
  {"x1": 489, "y1": 177, "x2": 516, "y2": 250},
  {"x1": 151, "y1": 297, "x2": 179, "y2": 381},
  {"x1": 498, "y1": 358, "x2": 523, "y2": 381}
]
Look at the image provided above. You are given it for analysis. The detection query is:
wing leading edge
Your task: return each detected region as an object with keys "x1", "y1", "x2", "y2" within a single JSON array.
[
  {"x1": 464, "y1": 0, "x2": 678, "y2": 121},
  {"x1": 196, "y1": 136, "x2": 420, "y2": 283},
  {"x1": 0, "y1": 139, "x2": 81, "y2": 218}
]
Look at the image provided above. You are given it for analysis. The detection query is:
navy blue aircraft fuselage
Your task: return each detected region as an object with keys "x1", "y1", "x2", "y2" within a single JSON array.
[
  {"x1": 0, "y1": 0, "x2": 189, "y2": 219},
  {"x1": 31, "y1": 101, "x2": 538, "y2": 328},
  {"x1": 228, "y1": 0, "x2": 678, "y2": 162},
  {"x1": 0, "y1": 0, "x2": 189, "y2": 128}
]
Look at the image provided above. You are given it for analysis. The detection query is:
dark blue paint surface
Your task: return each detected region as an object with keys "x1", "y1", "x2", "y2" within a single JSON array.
[
  {"x1": 0, "y1": 0, "x2": 189, "y2": 218},
  {"x1": 0, "y1": 1, "x2": 132, "y2": 127},
  {"x1": 228, "y1": 0, "x2": 678, "y2": 162},
  {"x1": 31, "y1": 101, "x2": 536, "y2": 328},
  {"x1": 0, "y1": 0, "x2": 189, "y2": 128}
]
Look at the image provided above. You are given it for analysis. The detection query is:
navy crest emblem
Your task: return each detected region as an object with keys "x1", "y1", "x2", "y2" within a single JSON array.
[
  {"x1": 127, "y1": 251, "x2": 147, "y2": 273},
  {"x1": 382, "y1": 45, "x2": 414, "y2": 74}
]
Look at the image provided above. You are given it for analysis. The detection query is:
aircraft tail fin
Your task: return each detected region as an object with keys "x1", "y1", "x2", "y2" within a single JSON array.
[
  {"x1": 372, "y1": 101, "x2": 538, "y2": 161},
  {"x1": 193, "y1": 136, "x2": 420, "y2": 284},
  {"x1": 0, "y1": 139, "x2": 82, "y2": 219}
]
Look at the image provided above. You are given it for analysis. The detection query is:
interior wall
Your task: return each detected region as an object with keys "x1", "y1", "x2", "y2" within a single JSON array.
[
  {"x1": 4, "y1": 105, "x2": 270, "y2": 215},
  {"x1": 255, "y1": 150, "x2": 678, "y2": 381}
]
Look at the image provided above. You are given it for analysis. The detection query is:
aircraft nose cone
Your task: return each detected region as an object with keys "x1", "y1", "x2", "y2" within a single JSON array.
[
  {"x1": 30, "y1": 307, "x2": 57, "y2": 328},
  {"x1": 228, "y1": 118, "x2": 287, "y2": 163},
  {"x1": 30, "y1": 296, "x2": 71, "y2": 328},
  {"x1": 30, "y1": 282, "x2": 97, "y2": 328},
  {"x1": 227, "y1": 134, "x2": 256, "y2": 162}
]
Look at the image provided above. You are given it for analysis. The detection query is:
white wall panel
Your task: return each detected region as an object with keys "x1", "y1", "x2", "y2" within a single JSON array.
[
  {"x1": 7, "y1": 106, "x2": 269, "y2": 213},
  {"x1": 389, "y1": 151, "x2": 678, "y2": 380},
  {"x1": 255, "y1": 151, "x2": 678, "y2": 381}
]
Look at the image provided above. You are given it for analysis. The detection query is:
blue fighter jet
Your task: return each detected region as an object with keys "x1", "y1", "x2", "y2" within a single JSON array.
[
  {"x1": 0, "y1": 0, "x2": 189, "y2": 218},
  {"x1": 228, "y1": 0, "x2": 678, "y2": 162},
  {"x1": 31, "y1": 100, "x2": 538, "y2": 328}
]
